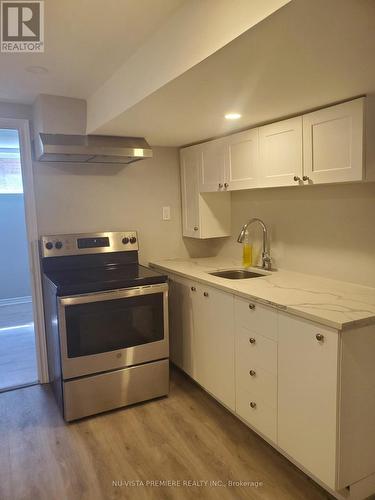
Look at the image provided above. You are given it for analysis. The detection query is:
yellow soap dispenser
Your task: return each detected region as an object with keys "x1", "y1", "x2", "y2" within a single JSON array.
[{"x1": 242, "y1": 229, "x2": 252, "y2": 268}]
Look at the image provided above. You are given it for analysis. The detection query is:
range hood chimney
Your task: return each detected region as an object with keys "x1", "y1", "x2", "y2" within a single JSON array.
[{"x1": 34, "y1": 133, "x2": 153, "y2": 164}]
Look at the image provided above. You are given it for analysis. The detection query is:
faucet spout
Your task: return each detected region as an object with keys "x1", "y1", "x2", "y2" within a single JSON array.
[{"x1": 237, "y1": 218, "x2": 272, "y2": 270}]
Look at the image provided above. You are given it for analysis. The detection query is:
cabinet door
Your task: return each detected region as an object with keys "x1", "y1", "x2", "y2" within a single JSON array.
[
  {"x1": 180, "y1": 147, "x2": 201, "y2": 238},
  {"x1": 278, "y1": 313, "x2": 339, "y2": 489},
  {"x1": 225, "y1": 129, "x2": 259, "y2": 190},
  {"x1": 200, "y1": 138, "x2": 226, "y2": 192},
  {"x1": 180, "y1": 145, "x2": 231, "y2": 240},
  {"x1": 259, "y1": 116, "x2": 303, "y2": 187},
  {"x1": 168, "y1": 275, "x2": 195, "y2": 377},
  {"x1": 192, "y1": 284, "x2": 235, "y2": 410},
  {"x1": 303, "y1": 98, "x2": 364, "y2": 184}
]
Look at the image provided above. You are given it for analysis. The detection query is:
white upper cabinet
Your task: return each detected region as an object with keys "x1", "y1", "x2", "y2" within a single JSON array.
[
  {"x1": 181, "y1": 97, "x2": 368, "y2": 210},
  {"x1": 259, "y1": 116, "x2": 303, "y2": 187},
  {"x1": 225, "y1": 129, "x2": 259, "y2": 190},
  {"x1": 180, "y1": 146, "x2": 231, "y2": 239},
  {"x1": 199, "y1": 137, "x2": 226, "y2": 192},
  {"x1": 180, "y1": 146, "x2": 200, "y2": 238},
  {"x1": 303, "y1": 98, "x2": 365, "y2": 184}
]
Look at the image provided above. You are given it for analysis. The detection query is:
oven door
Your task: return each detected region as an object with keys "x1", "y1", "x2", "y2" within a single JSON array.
[{"x1": 57, "y1": 283, "x2": 168, "y2": 379}]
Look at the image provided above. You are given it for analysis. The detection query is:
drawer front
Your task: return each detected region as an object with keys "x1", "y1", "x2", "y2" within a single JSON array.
[
  {"x1": 236, "y1": 324, "x2": 277, "y2": 375},
  {"x1": 64, "y1": 359, "x2": 169, "y2": 421},
  {"x1": 236, "y1": 387, "x2": 277, "y2": 443},
  {"x1": 235, "y1": 297, "x2": 278, "y2": 341},
  {"x1": 236, "y1": 361, "x2": 277, "y2": 409}
]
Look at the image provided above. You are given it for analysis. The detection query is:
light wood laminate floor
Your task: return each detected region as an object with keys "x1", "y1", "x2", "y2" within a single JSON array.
[
  {"x1": 0, "y1": 367, "x2": 333, "y2": 500},
  {"x1": 0, "y1": 301, "x2": 37, "y2": 391}
]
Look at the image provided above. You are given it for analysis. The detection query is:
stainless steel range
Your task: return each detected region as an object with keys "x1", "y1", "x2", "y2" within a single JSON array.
[{"x1": 40, "y1": 231, "x2": 169, "y2": 421}]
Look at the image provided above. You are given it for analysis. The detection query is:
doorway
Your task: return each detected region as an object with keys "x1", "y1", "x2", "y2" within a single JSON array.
[{"x1": 0, "y1": 125, "x2": 42, "y2": 391}]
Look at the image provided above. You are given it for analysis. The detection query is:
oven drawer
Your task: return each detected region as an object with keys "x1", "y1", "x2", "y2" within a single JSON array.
[{"x1": 63, "y1": 359, "x2": 169, "y2": 421}]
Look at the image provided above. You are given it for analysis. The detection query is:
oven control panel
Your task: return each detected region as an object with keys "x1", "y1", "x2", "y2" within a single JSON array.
[{"x1": 40, "y1": 231, "x2": 138, "y2": 257}]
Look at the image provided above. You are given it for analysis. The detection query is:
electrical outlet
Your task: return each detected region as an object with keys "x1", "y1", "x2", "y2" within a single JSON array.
[{"x1": 162, "y1": 206, "x2": 171, "y2": 220}]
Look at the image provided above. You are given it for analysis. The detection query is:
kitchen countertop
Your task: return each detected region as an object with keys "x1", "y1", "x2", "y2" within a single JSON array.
[{"x1": 150, "y1": 257, "x2": 375, "y2": 330}]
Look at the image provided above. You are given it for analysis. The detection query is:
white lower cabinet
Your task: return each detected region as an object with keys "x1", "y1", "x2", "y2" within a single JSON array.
[
  {"x1": 234, "y1": 297, "x2": 278, "y2": 443},
  {"x1": 167, "y1": 272, "x2": 375, "y2": 499},
  {"x1": 235, "y1": 331, "x2": 277, "y2": 442},
  {"x1": 168, "y1": 275, "x2": 195, "y2": 377},
  {"x1": 168, "y1": 274, "x2": 235, "y2": 410},
  {"x1": 192, "y1": 283, "x2": 235, "y2": 410},
  {"x1": 278, "y1": 313, "x2": 339, "y2": 490}
]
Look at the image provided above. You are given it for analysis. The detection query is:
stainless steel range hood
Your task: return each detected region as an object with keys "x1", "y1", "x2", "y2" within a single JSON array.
[{"x1": 34, "y1": 133, "x2": 153, "y2": 164}]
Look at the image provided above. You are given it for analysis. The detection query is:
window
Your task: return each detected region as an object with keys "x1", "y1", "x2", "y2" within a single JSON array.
[{"x1": 0, "y1": 129, "x2": 23, "y2": 194}]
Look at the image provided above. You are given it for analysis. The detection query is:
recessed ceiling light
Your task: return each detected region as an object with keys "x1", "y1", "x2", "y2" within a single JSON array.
[
  {"x1": 225, "y1": 112, "x2": 242, "y2": 120},
  {"x1": 25, "y1": 66, "x2": 48, "y2": 75}
]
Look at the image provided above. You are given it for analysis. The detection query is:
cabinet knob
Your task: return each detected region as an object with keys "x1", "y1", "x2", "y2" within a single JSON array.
[
  {"x1": 194, "y1": 226, "x2": 199, "y2": 231},
  {"x1": 294, "y1": 175, "x2": 301, "y2": 182},
  {"x1": 302, "y1": 175, "x2": 310, "y2": 181},
  {"x1": 218, "y1": 183, "x2": 223, "y2": 189},
  {"x1": 316, "y1": 333, "x2": 324, "y2": 342},
  {"x1": 224, "y1": 182, "x2": 229, "y2": 188},
  {"x1": 249, "y1": 337, "x2": 256, "y2": 344},
  {"x1": 203, "y1": 292, "x2": 209, "y2": 297},
  {"x1": 249, "y1": 401, "x2": 257, "y2": 409},
  {"x1": 248, "y1": 303, "x2": 256, "y2": 310},
  {"x1": 249, "y1": 369, "x2": 256, "y2": 377},
  {"x1": 190, "y1": 286, "x2": 196, "y2": 292}
]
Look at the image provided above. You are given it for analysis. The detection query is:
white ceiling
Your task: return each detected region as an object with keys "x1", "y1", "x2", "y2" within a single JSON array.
[
  {"x1": 92, "y1": 0, "x2": 375, "y2": 146},
  {"x1": 0, "y1": 0, "x2": 186, "y2": 104}
]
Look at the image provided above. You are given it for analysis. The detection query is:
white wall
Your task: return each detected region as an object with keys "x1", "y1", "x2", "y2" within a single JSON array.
[
  {"x1": 33, "y1": 147, "x2": 214, "y2": 265},
  {"x1": 31, "y1": 95, "x2": 216, "y2": 264},
  {"x1": 216, "y1": 182, "x2": 375, "y2": 288}
]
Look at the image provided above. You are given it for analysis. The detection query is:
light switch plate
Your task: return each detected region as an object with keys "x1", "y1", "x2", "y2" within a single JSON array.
[{"x1": 162, "y1": 206, "x2": 171, "y2": 220}]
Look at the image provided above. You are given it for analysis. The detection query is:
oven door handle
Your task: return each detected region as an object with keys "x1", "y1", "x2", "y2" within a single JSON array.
[{"x1": 58, "y1": 283, "x2": 168, "y2": 307}]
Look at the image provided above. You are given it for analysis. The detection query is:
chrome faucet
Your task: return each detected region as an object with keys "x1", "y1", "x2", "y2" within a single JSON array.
[{"x1": 237, "y1": 218, "x2": 272, "y2": 270}]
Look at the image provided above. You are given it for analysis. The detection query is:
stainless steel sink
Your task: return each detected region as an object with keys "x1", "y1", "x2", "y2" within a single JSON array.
[{"x1": 209, "y1": 269, "x2": 266, "y2": 280}]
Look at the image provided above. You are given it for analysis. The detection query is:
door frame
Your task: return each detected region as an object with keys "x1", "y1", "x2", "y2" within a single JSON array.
[{"x1": 0, "y1": 117, "x2": 49, "y2": 383}]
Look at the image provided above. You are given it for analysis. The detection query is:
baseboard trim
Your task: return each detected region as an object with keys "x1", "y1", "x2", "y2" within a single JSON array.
[{"x1": 0, "y1": 296, "x2": 32, "y2": 307}]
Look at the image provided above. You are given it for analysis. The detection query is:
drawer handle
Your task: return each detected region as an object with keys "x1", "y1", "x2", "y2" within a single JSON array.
[
  {"x1": 294, "y1": 175, "x2": 301, "y2": 182},
  {"x1": 249, "y1": 401, "x2": 257, "y2": 409},
  {"x1": 190, "y1": 286, "x2": 196, "y2": 292},
  {"x1": 218, "y1": 183, "x2": 223, "y2": 189},
  {"x1": 194, "y1": 226, "x2": 199, "y2": 231},
  {"x1": 203, "y1": 292, "x2": 209, "y2": 297},
  {"x1": 249, "y1": 337, "x2": 256, "y2": 344},
  {"x1": 249, "y1": 369, "x2": 256, "y2": 377},
  {"x1": 224, "y1": 182, "x2": 229, "y2": 188},
  {"x1": 315, "y1": 333, "x2": 324, "y2": 342},
  {"x1": 248, "y1": 303, "x2": 256, "y2": 310}
]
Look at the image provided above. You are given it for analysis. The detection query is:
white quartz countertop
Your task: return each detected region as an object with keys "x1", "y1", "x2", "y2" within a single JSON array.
[{"x1": 150, "y1": 257, "x2": 375, "y2": 330}]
